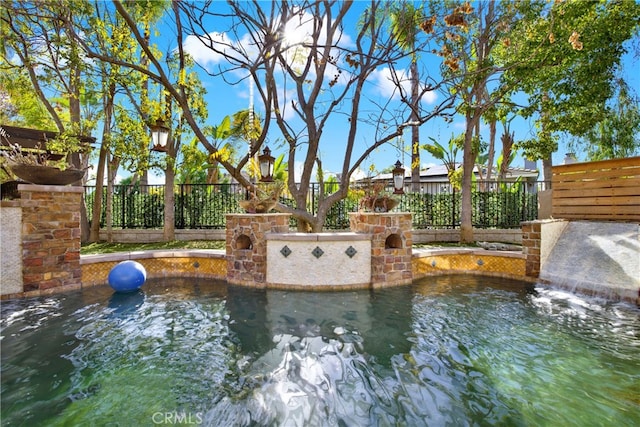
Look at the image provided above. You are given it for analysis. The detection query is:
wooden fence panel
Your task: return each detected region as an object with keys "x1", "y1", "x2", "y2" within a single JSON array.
[{"x1": 552, "y1": 156, "x2": 640, "y2": 222}]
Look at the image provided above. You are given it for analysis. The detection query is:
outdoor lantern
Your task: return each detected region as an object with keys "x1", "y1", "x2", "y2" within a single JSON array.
[
  {"x1": 392, "y1": 160, "x2": 405, "y2": 194},
  {"x1": 149, "y1": 118, "x2": 170, "y2": 152},
  {"x1": 258, "y1": 146, "x2": 275, "y2": 182}
]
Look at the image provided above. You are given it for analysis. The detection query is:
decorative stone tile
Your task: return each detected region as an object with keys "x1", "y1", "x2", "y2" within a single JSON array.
[
  {"x1": 345, "y1": 246, "x2": 357, "y2": 258},
  {"x1": 280, "y1": 245, "x2": 292, "y2": 258},
  {"x1": 312, "y1": 246, "x2": 324, "y2": 259}
]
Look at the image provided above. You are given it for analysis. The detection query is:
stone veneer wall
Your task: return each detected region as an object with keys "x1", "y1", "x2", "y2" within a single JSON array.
[
  {"x1": 521, "y1": 221, "x2": 541, "y2": 278},
  {"x1": 0, "y1": 205, "x2": 23, "y2": 295},
  {"x1": 225, "y1": 213, "x2": 290, "y2": 286},
  {"x1": 349, "y1": 212, "x2": 413, "y2": 287},
  {"x1": 1, "y1": 184, "x2": 82, "y2": 298},
  {"x1": 265, "y1": 232, "x2": 371, "y2": 289}
]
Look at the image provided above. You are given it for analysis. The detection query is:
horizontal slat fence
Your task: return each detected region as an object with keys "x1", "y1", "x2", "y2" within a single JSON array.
[{"x1": 552, "y1": 156, "x2": 640, "y2": 222}]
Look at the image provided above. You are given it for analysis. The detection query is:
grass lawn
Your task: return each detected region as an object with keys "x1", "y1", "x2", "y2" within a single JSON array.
[{"x1": 81, "y1": 240, "x2": 226, "y2": 255}]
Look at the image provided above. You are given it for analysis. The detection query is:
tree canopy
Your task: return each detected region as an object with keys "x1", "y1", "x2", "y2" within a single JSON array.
[{"x1": 2, "y1": 0, "x2": 638, "y2": 237}]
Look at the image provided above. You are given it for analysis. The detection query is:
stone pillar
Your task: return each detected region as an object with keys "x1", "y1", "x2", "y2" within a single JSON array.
[
  {"x1": 522, "y1": 220, "x2": 541, "y2": 278},
  {"x1": 226, "y1": 213, "x2": 290, "y2": 286},
  {"x1": 349, "y1": 212, "x2": 413, "y2": 287},
  {"x1": 3, "y1": 184, "x2": 83, "y2": 297},
  {"x1": 537, "y1": 190, "x2": 553, "y2": 219}
]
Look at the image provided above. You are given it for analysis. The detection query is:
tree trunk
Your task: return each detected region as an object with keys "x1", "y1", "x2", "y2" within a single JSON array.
[
  {"x1": 89, "y1": 146, "x2": 108, "y2": 242},
  {"x1": 542, "y1": 156, "x2": 553, "y2": 190},
  {"x1": 485, "y1": 118, "x2": 496, "y2": 184},
  {"x1": 89, "y1": 84, "x2": 115, "y2": 242},
  {"x1": 410, "y1": 59, "x2": 421, "y2": 191},
  {"x1": 460, "y1": 113, "x2": 477, "y2": 244},
  {"x1": 163, "y1": 160, "x2": 175, "y2": 241},
  {"x1": 105, "y1": 158, "x2": 120, "y2": 243},
  {"x1": 140, "y1": 170, "x2": 149, "y2": 192},
  {"x1": 499, "y1": 130, "x2": 514, "y2": 181}
]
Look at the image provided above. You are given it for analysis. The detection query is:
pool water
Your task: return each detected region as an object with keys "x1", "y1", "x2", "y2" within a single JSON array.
[{"x1": 1, "y1": 275, "x2": 638, "y2": 426}]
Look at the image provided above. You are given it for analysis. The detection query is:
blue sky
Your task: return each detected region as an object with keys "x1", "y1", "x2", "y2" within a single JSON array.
[{"x1": 144, "y1": 1, "x2": 639, "y2": 184}]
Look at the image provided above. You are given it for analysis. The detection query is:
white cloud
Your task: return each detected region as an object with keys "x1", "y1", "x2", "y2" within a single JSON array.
[
  {"x1": 422, "y1": 87, "x2": 438, "y2": 105},
  {"x1": 369, "y1": 67, "x2": 404, "y2": 99},
  {"x1": 276, "y1": 86, "x2": 301, "y2": 121},
  {"x1": 183, "y1": 31, "x2": 242, "y2": 72},
  {"x1": 368, "y1": 67, "x2": 437, "y2": 105},
  {"x1": 183, "y1": 10, "x2": 354, "y2": 87},
  {"x1": 281, "y1": 10, "x2": 353, "y2": 69}
]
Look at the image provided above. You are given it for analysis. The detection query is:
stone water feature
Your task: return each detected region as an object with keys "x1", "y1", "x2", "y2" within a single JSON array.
[
  {"x1": 226, "y1": 212, "x2": 412, "y2": 289},
  {"x1": 524, "y1": 219, "x2": 640, "y2": 303},
  {"x1": 0, "y1": 184, "x2": 83, "y2": 298}
]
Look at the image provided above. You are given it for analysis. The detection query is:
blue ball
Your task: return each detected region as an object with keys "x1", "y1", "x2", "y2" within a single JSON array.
[{"x1": 108, "y1": 260, "x2": 147, "y2": 293}]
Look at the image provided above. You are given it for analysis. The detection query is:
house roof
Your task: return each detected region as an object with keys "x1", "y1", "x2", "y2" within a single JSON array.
[{"x1": 366, "y1": 163, "x2": 539, "y2": 182}]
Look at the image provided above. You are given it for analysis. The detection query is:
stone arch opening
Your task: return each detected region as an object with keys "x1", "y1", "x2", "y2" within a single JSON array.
[
  {"x1": 385, "y1": 233, "x2": 403, "y2": 249},
  {"x1": 236, "y1": 234, "x2": 253, "y2": 250}
]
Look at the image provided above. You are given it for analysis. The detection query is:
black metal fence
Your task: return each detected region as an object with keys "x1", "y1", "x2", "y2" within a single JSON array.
[{"x1": 84, "y1": 181, "x2": 539, "y2": 230}]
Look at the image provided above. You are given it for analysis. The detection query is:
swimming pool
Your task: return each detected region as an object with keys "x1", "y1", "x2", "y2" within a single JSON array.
[{"x1": 1, "y1": 275, "x2": 638, "y2": 426}]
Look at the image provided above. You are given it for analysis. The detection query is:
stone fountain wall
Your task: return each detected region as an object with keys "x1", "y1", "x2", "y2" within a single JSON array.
[
  {"x1": 225, "y1": 213, "x2": 290, "y2": 286},
  {"x1": 265, "y1": 232, "x2": 372, "y2": 289},
  {"x1": 523, "y1": 219, "x2": 640, "y2": 303},
  {"x1": 225, "y1": 212, "x2": 413, "y2": 289},
  {"x1": 0, "y1": 184, "x2": 82, "y2": 298},
  {"x1": 349, "y1": 212, "x2": 413, "y2": 287}
]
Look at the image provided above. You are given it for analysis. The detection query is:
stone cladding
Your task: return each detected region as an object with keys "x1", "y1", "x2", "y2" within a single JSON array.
[
  {"x1": 225, "y1": 213, "x2": 290, "y2": 287},
  {"x1": 349, "y1": 212, "x2": 413, "y2": 287}
]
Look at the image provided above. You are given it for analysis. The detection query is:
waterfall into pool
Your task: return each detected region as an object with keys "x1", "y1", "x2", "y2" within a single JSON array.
[
  {"x1": 539, "y1": 221, "x2": 639, "y2": 302},
  {"x1": 1, "y1": 276, "x2": 639, "y2": 426}
]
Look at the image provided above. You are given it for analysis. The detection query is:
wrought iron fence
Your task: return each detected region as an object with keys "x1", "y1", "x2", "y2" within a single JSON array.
[{"x1": 84, "y1": 180, "x2": 539, "y2": 230}]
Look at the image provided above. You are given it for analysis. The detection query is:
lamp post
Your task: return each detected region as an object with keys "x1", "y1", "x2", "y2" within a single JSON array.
[
  {"x1": 258, "y1": 146, "x2": 275, "y2": 182},
  {"x1": 149, "y1": 118, "x2": 170, "y2": 152},
  {"x1": 392, "y1": 160, "x2": 405, "y2": 194}
]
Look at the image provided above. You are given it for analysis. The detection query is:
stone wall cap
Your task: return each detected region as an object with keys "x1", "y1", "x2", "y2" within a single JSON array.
[
  {"x1": 412, "y1": 247, "x2": 476, "y2": 257},
  {"x1": 522, "y1": 219, "x2": 567, "y2": 225},
  {"x1": 317, "y1": 232, "x2": 371, "y2": 241},
  {"x1": 412, "y1": 247, "x2": 525, "y2": 259},
  {"x1": 225, "y1": 213, "x2": 290, "y2": 218},
  {"x1": 266, "y1": 232, "x2": 318, "y2": 241},
  {"x1": 476, "y1": 250, "x2": 525, "y2": 259},
  {"x1": 348, "y1": 212, "x2": 412, "y2": 216},
  {"x1": 80, "y1": 253, "x2": 130, "y2": 264},
  {"x1": 17, "y1": 184, "x2": 84, "y2": 193},
  {"x1": 265, "y1": 232, "x2": 371, "y2": 241},
  {"x1": 80, "y1": 249, "x2": 224, "y2": 264}
]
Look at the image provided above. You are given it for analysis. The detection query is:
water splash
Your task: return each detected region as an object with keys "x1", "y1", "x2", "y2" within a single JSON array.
[{"x1": 540, "y1": 221, "x2": 640, "y2": 302}]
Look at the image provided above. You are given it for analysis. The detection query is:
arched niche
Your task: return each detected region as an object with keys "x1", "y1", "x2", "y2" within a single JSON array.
[
  {"x1": 236, "y1": 234, "x2": 253, "y2": 250},
  {"x1": 385, "y1": 233, "x2": 403, "y2": 249}
]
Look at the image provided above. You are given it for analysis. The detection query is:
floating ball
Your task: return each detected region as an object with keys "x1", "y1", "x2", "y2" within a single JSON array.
[{"x1": 108, "y1": 260, "x2": 147, "y2": 293}]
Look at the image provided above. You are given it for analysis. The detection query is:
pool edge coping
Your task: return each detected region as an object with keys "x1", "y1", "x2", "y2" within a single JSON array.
[{"x1": 2, "y1": 248, "x2": 533, "y2": 300}]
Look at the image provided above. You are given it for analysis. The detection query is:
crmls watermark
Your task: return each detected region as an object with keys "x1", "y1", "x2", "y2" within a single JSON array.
[{"x1": 152, "y1": 411, "x2": 203, "y2": 425}]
